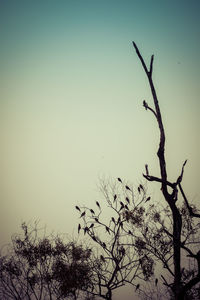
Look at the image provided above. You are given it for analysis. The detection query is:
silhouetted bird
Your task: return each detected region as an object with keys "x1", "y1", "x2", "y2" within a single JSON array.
[
  {"x1": 125, "y1": 197, "x2": 130, "y2": 204},
  {"x1": 90, "y1": 223, "x2": 94, "y2": 229},
  {"x1": 143, "y1": 100, "x2": 148, "y2": 110},
  {"x1": 120, "y1": 247, "x2": 125, "y2": 256},
  {"x1": 84, "y1": 227, "x2": 89, "y2": 235},
  {"x1": 102, "y1": 242, "x2": 106, "y2": 248},
  {"x1": 75, "y1": 206, "x2": 81, "y2": 211},
  {"x1": 111, "y1": 217, "x2": 115, "y2": 224},
  {"x1": 92, "y1": 236, "x2": 97, "y2": 242},
  {"x1": 105, "y1": 226, "x2": 110, "y2": 234},
  {"x1": 90, "y1": 209, "x2": 95, "y2": 214},
  {"x1": 94, "y1": 217, "x2": 99, "y2": 223},
  {"x1": 117, "y1": 177, "x2": 122, "y2": 183},
  {"x1": 155, "y1": 278, "x2": 158, "y2": 286},
  {"x1": 100, "y1": 255, "x2": 105, "y2": 262},
  {"x1": 125, "y1": 185, "x2": 131, "y2": 191},
  {"x1": 145, "y1": 164, "x2": 149, "y2": 175},
  {"x1": 114, "y1": 194, "x2": 117, "y2": 201},
  {"x1": 96, "y1": 201, "x2": 101, "y2": 209},
  {"x1": 138, "y1": 186, "x2": 141, "y2": 193},
  {"x1": 120, "y1": 201, "x2": 124, "y2": 208},
  {"x1": 80, "y1": 211, "x2": 86, "y2": 218},
  {"x1": 145, "y1": 196, "x2": 151, "y2": 202},
  {"x1": 135, "y1": 284, "x2": 140, "y2": 291},
  {"x1": 78, "y1": 224, "x2": 81, "y2": 233},
  {"x1": 139, "y1": 184, "x2": 144, "y2": 190},
  {"x1": 119, "y1": 204, "x2": 124, "y2": 212},
  {"x1": 122, "y1": 247, "x2": 125, "y2": 255}
]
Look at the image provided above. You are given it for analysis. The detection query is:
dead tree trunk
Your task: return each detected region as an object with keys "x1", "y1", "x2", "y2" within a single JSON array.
[{"x1": 132, "y1": 42, "x2": 200, "y2": 300}]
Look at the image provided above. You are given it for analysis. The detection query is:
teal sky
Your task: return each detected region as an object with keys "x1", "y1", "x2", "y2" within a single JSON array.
[{"x1": 0, "y1": 0, "x2": 199, "y2": 274}]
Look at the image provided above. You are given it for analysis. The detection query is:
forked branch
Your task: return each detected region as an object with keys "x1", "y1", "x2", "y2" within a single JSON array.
[{"x1": 132, "y1": 41, "x2": 168, "y2": 196}]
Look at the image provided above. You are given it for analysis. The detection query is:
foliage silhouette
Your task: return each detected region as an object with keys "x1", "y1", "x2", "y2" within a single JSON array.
[
  {"x1": 76, "y1": 178, "x2": 154, "y2": 300},
  {"x1": 0, "y1": 222, "x2": 94, "y2": 300}
]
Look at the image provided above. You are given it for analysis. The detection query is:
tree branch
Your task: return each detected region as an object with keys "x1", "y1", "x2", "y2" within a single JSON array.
[
  {"x1": 133, "y1": 41, "x2": 168, "y2": 197},
  {"x1": 178, "y1": 183, "x2": 200, "y2": 218},
  {"x1": 132, "y1": 42, "x2": 149, "y2": 76},
  {"x1": 149, "y1": 55, "x2": 154, "y2": 77},
  {"x1": 143, "y1": 174, "x2": 174, "y2": 189}
]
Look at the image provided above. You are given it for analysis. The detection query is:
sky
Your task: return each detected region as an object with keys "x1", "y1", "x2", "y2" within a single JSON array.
[{"x1": 0, "y1": 0, "x2": 200, "y2": 297}]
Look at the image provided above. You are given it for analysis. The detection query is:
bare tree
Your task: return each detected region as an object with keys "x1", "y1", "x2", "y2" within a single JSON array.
[
  {"x1": 132, "y1": 42, "x2": 200, "y2": 300},
  {"x1": 0, "y1": 222, "x2": 94, "y2": 300},
  {"x1": 76, "y1": 178, "x2": 154, "y2": 300}
]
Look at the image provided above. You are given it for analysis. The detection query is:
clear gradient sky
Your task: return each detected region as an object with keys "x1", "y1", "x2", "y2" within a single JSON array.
[{"x1": 0, "y1": 0, "x2": 199, "y2": 268}]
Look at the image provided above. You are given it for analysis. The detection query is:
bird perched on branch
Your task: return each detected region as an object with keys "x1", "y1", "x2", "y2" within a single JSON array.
[
  {"x1": 100, "y1": 255, "x2": 105, "y2": 262},
  {"x1": 96, "y1": 201, "x2": 101, "y2": 209},
  {"x1": 80, "y1": 211, "x2": 86, "y2": 218},
  {"x1": 117, "y1": 177, "x2": 122, "y2": 183},
  {"x1": 145, "y1": 196, "x2": 151, "y2": 202},
  {"x1": 145, "y1": 164, "x2": 149, "y2": 176},
  {"x1": 102, "y1": 242, "x2": 106, "y2": 248},
  {"x1": 119, "y1": 246, "x2": 125, "y2": 256},
  {"x1": 84, "y1": 227, "x2": 89, "y2": 235},
  {"x1": 78, "y1": 224, "x2": 81, "y2": 233},
  {"x1": 125, "y1": 197, "x2": 130, "y2": 204},
  {"x1": 111, "y1": 217, "x2": 115, "y2": 224},
  {"x1": 120, "y1": 201, "x2": 124, "y2": 208},
  {"x1": 92, "y1": 236, "x2": 97, "y2": 242},
  {"x1": 125, "y1": 185, "x2": 131, "y2": 191},
  {"x1": 75, "y1": 206, "x2": 81, "y2": 211},
  {"x1": 143, "y1": 100, "x2": 148, "y2": 110},
  {"x1": 139, "y1": 184, "x2": 144, "y2": 191},
  {"x1": 106, "y1": 226, "x2": 110, "y2": 234},
  {"x1": 135, "y1": 284, "x2": 140, "y2": 291}
]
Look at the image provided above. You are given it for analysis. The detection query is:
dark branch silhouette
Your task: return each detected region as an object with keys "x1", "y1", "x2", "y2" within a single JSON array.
[{"x1": 133, "y1": 41, "x2": 200, "y2": 300}]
